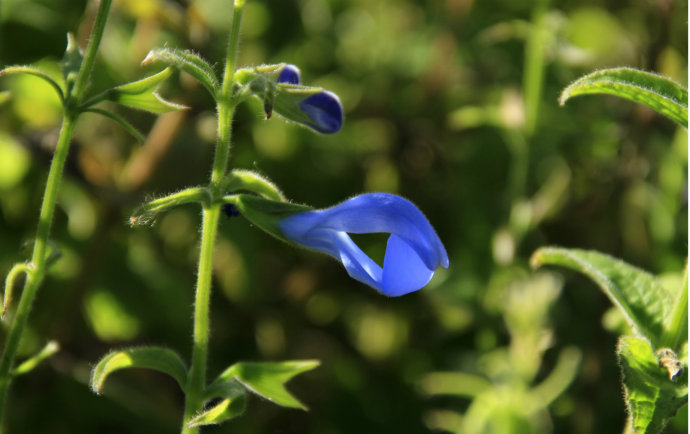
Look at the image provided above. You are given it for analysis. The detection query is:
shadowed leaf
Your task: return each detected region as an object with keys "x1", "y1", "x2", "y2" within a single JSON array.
[
  {"x1": 91, "y1": 346, "x2": 187, "y2": 394},
  {"x1": 531, "y1": 247, "x2": 675, "y2": 347}
]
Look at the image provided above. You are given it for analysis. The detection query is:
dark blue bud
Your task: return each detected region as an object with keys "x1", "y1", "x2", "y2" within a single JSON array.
[
  {"x1": 277, "y1": 64, "x2": 301, "y2": 85},
  {"x1": 298, "y1": 91, "x2": 344, "y2": 134},
  {"x1": 223, "y1": 203, "x2": 241, "y2": 219}
]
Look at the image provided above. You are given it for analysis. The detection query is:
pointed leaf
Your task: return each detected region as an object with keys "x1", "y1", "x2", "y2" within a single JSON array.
[
  {"x1": 187, "y1": 394, "x2": 247, "y2": 428},
  {"x1": 90, "y1": 346, "x2": 187, "y2": 394},
  {"x1": 13, "y1": 341, "x2": 59, "y2": 376},
  {"x1": 531, "y1": 247, "x2": 675, "y2": 347},
  {"x1": 61, "y1": 33, "x2": 83, "y2": 95},
  {"x1": 209, "y1": 360, "x2": 320, "y2": 410},
  {"x1": 112, "y1": 91, "x2": 185, "y2": 113},
  {"x1": 0, "y1": 66, "x2": 65, "y2": 103},
  {"x1": 142, "y1": 48, "x2": 218, "y2": 97},
  {"x1": 560, "y1": 67, "x2": 688, "y2": 128},
  {"x1": 83, "y1": 108, "x2": 145, "y2": 143},
  {"x1": 114, "y1": 67, "x2": 174, "y2": 95},
  {"x1": 618, "y1": 336, "x2": 688, "y2": 434},
  {"x1": 102, "y1": 68, "x2": 186, "y2": 113}
]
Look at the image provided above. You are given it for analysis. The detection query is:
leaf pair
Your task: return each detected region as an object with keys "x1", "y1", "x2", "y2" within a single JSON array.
[
  {"x1": 0, "y1": 34, "x2": 185, "y2": 144},
  {"x1": 90, "y1": 346, "x2": 319, "y2": 427}
]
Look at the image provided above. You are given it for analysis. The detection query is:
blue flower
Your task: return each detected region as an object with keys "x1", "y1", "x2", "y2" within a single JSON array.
[
  {"x1": 277, "y1": 64, "x2": 301, "y2": 85},
  {"x1": 276, "y1": 64, "x2": 343, "y2": 134},
  {"x1": 277, "y1": 193, "x2": 449, "y2": 296}
]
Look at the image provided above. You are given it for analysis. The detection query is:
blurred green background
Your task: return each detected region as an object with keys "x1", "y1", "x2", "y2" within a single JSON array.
[{"x1": 0, "y1": 0, "x2": 687, "y2": 432}]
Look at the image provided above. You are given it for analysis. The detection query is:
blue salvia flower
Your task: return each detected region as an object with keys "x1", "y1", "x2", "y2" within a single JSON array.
[
  {"x1": 277, "y1": 64, "x2": 301, "y2": 85},
  {"x1": 277, "y1": 193, "x2": 449, "y2": 296},
  {"x1": 276, "y1": 64, "x2": 343, "y2": 134}
]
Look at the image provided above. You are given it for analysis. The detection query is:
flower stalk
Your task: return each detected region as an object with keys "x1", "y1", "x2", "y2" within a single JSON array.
[
  {"x1": 0, "y1": 0, "x2": 113, "y2": 429},
  {"x1": 181, "y1": 1, "x2": 245, "y2": 432}
]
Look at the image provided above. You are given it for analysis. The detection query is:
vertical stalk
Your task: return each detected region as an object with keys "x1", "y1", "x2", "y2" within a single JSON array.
[
  {"x1": 522, "y1": 0, "x2": 549, "y2": 138},
  {"x1": 0, "y1": 0, "x2": 112, "y2": 430},
  {"x1": 181, "y1": 1, "x2": 245, "y2": 432},
  {"x1": 509, "y1": 0, "x2": 550, "y2": 202},
  {"x1": 181, "y1": 206, "x2": 221, "y2": 434},
  {"x1": 211, "y1": 0, "x2": 245, "y2": 190}
]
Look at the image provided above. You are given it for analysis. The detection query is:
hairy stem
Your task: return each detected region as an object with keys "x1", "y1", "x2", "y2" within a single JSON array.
[
  {"x1": 181, "y1": 1, "x2": 245, "y2": 431},
  {"x1": 181, "y1": 205, "x2": 221, "y2": 434},
  {"x1": 211, "y1": 0, "x2": 244, "y2": 190},
  {"x1": 0, "y1": 0, "x2": 112, "y2": 430}
]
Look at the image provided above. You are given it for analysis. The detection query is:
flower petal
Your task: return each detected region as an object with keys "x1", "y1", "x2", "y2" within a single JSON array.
[
  {"x1": 280, "y1": 193, "x2": 448, "y2": 271},
  {"x1": 297, "y1": 91, "x2": 344, "y2": 134},
  {"x1": 278, "y1": 193, "x2": 448, "y2": 296},
  {"x1": 381, "y1": 234, "x2": 435, "y2": 296},
  {"x1": 277, "y1": 64, "x2": 301, "y2": 85}
]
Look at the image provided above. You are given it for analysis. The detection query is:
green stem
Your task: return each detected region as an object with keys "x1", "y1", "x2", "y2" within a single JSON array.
[
  {"x1": 661, "y1": 261, "x2": 688, "y2": 351},
  {"x1": 211, "y1": 0, "x2": 245, "y2": 190},
  {"x1": 181, "y1": 1, "x2": 245, "y2": 431},
  {"x1": 71, "y1": 0, "x2": 113, "y2": 104},
  {"x1": 522, "y1": 0, "x2": 549, "y2": 138},
  {"x1": 181, "y1": 205, "x2": 221, "y2": 434},
  {"x1": 0, "y1": 0, "x2": 112, "y2": 430}
]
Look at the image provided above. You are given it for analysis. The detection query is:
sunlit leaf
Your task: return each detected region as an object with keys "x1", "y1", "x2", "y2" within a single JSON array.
[
  {"x1": 618, "y1": 336, "x2": 688, "y2": 434},
  {"x1": 187, "y1": 394, "x2": 247, "y2": 428},
  {"x1": 560, "y1": 67, "x2": 688, "y2": 128},
  {"x1": 104, "y1": 68, "x2": 186, "y2": 114},
  {"x1": 0, "y1": 65, "x2": 65, "y2": 103},
  {"x1": 142, "y1": 48, "x2": 219, "y2": 98},
  {"x1": 223, "y1": 169, "x2": 286, "y2": 201},
  {"x1": 208, "y1": 360, "x2": 320, "y2": 409},
  {"x1": 531, "y1": 247, "x2": 675, "y2": 347},
  {"x1": 91, "y1": 346, "x2": 187, "y2": 394}
]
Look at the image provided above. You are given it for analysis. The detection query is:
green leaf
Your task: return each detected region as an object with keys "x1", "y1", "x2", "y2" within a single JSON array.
[
  {"x1": 129, "y1": 187, "x2": 211, "y2": 226},
  {"x1": 209, "y1": 360, "x2": 320, "y2": 410},
  {"x1": 61, "y1": 33, "x2": 83, "y2": 95},
  {"x1": 105, "y1": 68, "x2": 186, "y2": 114},
  {"x1": 531, "y1": 247, "x2": 675, "y2": 347},
  {"x1": 142, "y1": 48, "x2": 219, "y2": 98},
  {"x1": 187, "y1": 393, "x2": 247, "y2": 428},
  {"x1": 618, "y1": 336, "x2": 688, "y2": 434},
  {"x1": 90, "y1": 346, "x2": 187, "y2": 394},
  {"x1": 223, "y1": 170, "x2": 286, "y2": 202},
  {"x1": 227, "y1": 194, "x2": 312, "y2": 242},
  {"x1": 13, "y1": 341, "x2": 59, "y2": 376},
  {"x1": 83, "y1": 108, "x2": 145, "y2": 143},
  {"x1": 560, "y1": 67, "x2": 688, "y2": 128},
  {"x1": 0, "y1": 65, "x2": 65, "y2": 103}
]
